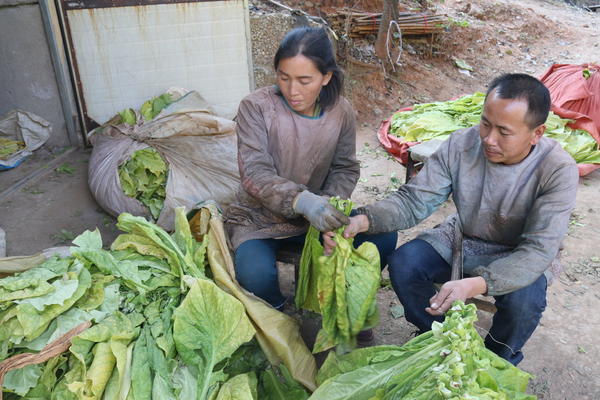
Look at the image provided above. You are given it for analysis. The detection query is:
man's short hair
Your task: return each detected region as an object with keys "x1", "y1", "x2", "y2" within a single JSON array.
[{"x1": 486, "y1": 73, "x2": 551, "y2": 129}]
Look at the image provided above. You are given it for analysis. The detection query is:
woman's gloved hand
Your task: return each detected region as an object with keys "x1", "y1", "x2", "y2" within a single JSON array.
[{"x1": 293, "y1": 190, "x2": 350, "y2": 232}]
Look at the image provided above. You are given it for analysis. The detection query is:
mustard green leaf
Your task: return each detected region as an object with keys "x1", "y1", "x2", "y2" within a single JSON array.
[
  {"x1": 216, "y1": 373, "x2": 258, "y2": 400},
  {"x1": 118, "y1": 108, "x2": 137, "y2": 125},
  {"x1": 118, "y1": 148, "x2": 167, "y2": 219},
  {"x1": 22, "y1": 355, "x2": 68, "y2": 399},
  {"x1": 172, "y1": 363, "x2": 198, "y2": 399},
  {"x1": 173, "y1": 278, "x2": 256, "y2": 399},
  {"x1": 3, "y1": 364, "x2": 43, "y2": 396},
  {"x1": 310, "y1": 302, "x2": 536, "y2": 400},
  {"x1": 15, "y1": 278, "x2": 79, "y2": 311},
  {"x1": 71, "y1": 229, "x2": 103, "y2": 251},
  {"x1": 259, "y1": 365, "x2": 309, "y2": 400},
  {"x1": 16, "y1": 266, "x2": 91, "y2": 341}
]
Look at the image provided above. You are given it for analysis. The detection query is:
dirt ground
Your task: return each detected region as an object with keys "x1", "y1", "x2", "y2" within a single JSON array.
[
  {"x1": 1, "y1": 0, "x2": 599, "y2": 397},
  {"x1": 351, "y1": 128, "x2": 600, "y2": 399}
]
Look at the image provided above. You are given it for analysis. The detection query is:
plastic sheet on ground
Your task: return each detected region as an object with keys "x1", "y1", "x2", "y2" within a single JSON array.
[{"x1": 0, "y1": 110, "x2": 51, "y2": 170}]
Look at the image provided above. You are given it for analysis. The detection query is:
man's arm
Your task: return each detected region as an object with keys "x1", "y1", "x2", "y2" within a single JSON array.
[
  {"x1": 359, "y1": 136, "x2": 454, "y2": 234},
  {"x1": 318, "y1": 101, "x2": 360, "y2": 199}
]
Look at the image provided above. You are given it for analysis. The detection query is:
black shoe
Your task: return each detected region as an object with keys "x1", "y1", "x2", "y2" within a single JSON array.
[{"x1": 357, "y1": 329, "x2": 375, "y2": 345}]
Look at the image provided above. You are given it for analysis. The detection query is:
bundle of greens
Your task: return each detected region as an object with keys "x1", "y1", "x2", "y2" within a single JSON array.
[
  {"x1": 389, "y1": 92, "x2": 600, "y2": 164},
  {"x1": 309, "y1": 301, "x2": 536, "y2": 399},
  {"x1": 118, "y1": 147, "x2": 168, "y2": 219},
  {"x1": 0, "y1": 208, "x2": 310, "y2": 399},
  {"x1": 0, "y1": 138, "x2": 25, "y2": 160},
  {"x1": 296, "y1": 198, "x2": 381, "y2": 353},
  {"x1": 117, "y1": 93, "x2": 173, "y2": 125}
]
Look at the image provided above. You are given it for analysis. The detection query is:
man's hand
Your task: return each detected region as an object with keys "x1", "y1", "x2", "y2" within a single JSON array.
[
  {"x1": 323, "y1": 214, "x2": 369, "y2": 255},
  {"x1": 426, "y1": 277, "x2": 487, "y2": 316},
  {"x1": 293, "y1": 190, "x2": 350, "y2": 232}
]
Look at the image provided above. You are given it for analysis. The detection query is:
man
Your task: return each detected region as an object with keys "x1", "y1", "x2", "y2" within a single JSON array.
[{"x1": 325, "y1": 73, "x2": 578, "y2": 365}]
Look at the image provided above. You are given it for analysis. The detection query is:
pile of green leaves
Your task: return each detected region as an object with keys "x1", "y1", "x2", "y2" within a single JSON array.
[
  {"x1": 117, "y1": 93, "x2": 173, "y2": 125},
  {"x1": 390, "y1": 93, "x2": 486, "y2": 142},
  {"x1": 389, "y1": 92, "x2": 600, "y2": 164},
  {"x1": 0, "y1": 208, "x2": 309, "y2": 400},
  {"x1": 309, "y1": 301, "x2": 536, "y2": 399},
  {"x1": 296, "y1": 198, "x2": 381, "y2": 353},
  {"x1": 544, "y1": 113, "x2": 600, "y2": 163},
  {"x1": 0, "y1": 138, "x2": 25, "y2": 159},
  {"x1": 118, "y1": 147, "x2": 168, "y2": 219}
]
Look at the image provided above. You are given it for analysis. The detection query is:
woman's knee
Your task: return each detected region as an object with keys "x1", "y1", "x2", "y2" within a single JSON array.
[{"x1": 234, "y1": 240, "x2": 278, "y2": 292}]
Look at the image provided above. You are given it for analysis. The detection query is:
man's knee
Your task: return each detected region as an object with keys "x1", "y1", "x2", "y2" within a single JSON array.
[
  {"x1": 388, "y1": 241, "x2": 422, "y2": 283},
  {"x1": 496, "y1": 276, "x2": 548, "y2": 320},
  {"x1": 388, "y1": 239, "x2": 447, "y2": 284}
]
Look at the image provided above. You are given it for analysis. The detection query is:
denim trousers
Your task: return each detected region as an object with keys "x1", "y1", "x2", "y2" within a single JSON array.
[
  {"x1": 234, "y1": 229, "x2": 398, "y2": 309},
  {"x1": 388, "y1": 238, "x2": 547, "y2": 365}
]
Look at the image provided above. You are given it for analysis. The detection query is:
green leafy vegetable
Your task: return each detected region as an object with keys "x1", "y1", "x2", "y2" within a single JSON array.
[
  {"x1": 173, "y1": 278, "x2": 256, "y2": 399},
  {"x1": 310, "y1": 302, "x2": 536, "y2": 399},
  {"x1": 0, "y1": 138, "x2": 25, "y2": 159},
  {"x1": 140, "y1": 93, "x2": 173, "y2": 121},
  {"x1": 118, "y1": 108, "x2": 137, "y2": 125},
  {"x1": 297, "y1": 198, "x2": 380, "y2": 353},
  {"x1": 216, "y1": 373, "x2": 258, "y2": 400},
  {"x1": 112, "y1": 209, "x2": 208, "y2": 283},
  {"x1": 3, "y1": 364, "x2": 43, "y2": 396},
  {"x1": 118, "y1": 147, "x2": 167, "y2": 219},
  {"x1": 1, "y1": 207, "x2": 312, "y2": 399},
  {"x1": 259, "y1": 365, "x2": 309, "y2": 400}
]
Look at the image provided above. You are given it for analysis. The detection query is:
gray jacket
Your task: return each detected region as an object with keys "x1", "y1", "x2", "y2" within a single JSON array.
[{"x1": 360, "y1": 126, "x2": 579, "y2": 295}]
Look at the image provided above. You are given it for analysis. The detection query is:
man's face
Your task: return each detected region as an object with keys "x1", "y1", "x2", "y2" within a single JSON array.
[{"x1": 479, "y1": 90, "x2": 545, "y2": 165}]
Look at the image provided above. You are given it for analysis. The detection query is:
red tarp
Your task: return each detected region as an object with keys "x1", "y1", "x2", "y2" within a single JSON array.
[
  {"x1": 377, "y1": 106, "x2": 416, "y2": 165},
  {"x1": 540, "y1": 63, "x2": 600, "y2": 175},
  {"x1": 378, "y1": 65, "x2": 600, "y2": 176}
]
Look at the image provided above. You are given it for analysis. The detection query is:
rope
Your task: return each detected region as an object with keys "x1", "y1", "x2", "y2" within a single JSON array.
[
  {"x1": 385, "y1": 19, "x2": 403, "y2": 72},
  {"x1": 473, "y1": 323, "x2": 518, "y2": 356}
]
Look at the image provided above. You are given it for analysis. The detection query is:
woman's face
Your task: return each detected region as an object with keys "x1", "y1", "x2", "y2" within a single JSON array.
[{"x1": 276, "y1": 54, "x2": 332, "y2": 116}]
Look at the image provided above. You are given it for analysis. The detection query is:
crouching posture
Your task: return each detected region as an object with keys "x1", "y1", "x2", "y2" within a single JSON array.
[{"x1": 326, "y1": 74, "x2": 578, "y2": 365}]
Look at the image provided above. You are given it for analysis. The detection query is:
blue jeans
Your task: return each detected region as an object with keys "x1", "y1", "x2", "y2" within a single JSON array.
[
  {"x1": 388, "y1": 239, "x2": 547, "y2": 365},
  {"x1": 235, "y1": 230, "x2": 398, "y2": 309}
]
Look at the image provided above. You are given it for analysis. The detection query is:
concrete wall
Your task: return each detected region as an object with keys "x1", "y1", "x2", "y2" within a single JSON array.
[{"x1": 0, "y1": 1, "x2": 70, "y2": 148}]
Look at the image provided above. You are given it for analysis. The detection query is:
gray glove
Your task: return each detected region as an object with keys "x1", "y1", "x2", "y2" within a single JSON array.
[{"x1": 293, "y1": 190, "x2": 350, "y2": 232}]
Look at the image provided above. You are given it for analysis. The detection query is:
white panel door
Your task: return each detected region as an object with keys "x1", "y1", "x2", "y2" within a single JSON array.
[{"x1": 65, "y1": 0, "x2": 252, "y2": 125}]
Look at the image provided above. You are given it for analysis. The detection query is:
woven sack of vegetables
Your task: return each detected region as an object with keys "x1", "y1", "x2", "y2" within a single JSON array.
[{"x1": 88, "y1": 90, "x2": 240, "y2": 231}]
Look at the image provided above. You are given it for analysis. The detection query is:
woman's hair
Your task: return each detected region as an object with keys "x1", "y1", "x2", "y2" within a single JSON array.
[{"x1": 274, "y1": 26, "x2": 344, "y2": 110}]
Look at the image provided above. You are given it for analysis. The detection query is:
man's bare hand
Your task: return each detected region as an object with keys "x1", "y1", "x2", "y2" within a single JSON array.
[
  {"x1": 426, "y1": 277, "x2": 487, "y2": 316},
  {"x1": 323, "y1": 214, "x2": 370, "y2": 255}
]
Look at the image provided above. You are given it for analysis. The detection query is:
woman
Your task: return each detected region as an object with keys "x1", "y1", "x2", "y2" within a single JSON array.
[{"x1": 225, "y1": 26, "x2": 397, "y2": 312}]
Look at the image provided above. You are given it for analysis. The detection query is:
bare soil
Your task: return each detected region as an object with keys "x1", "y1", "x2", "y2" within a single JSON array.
[
  {"x1": 282, "y1": 0, "x2": 600, "y2": 396},
  {"x1": 1, "y1": 0, "x2": 599, "y2": 397}
]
